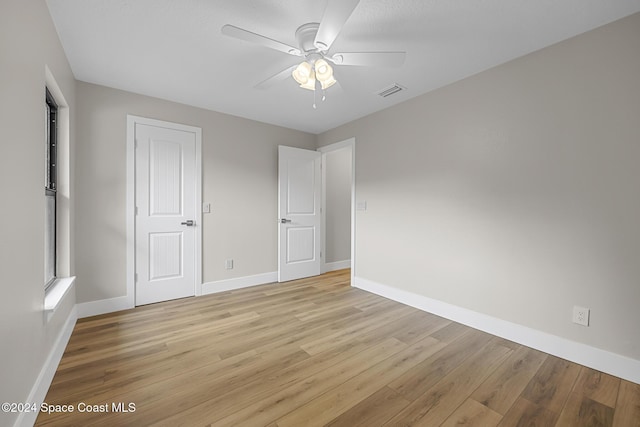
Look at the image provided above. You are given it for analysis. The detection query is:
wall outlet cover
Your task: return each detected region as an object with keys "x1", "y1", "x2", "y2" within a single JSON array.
[{"x1": 573, "y1": 306, "x2": 590, "y2": 326}]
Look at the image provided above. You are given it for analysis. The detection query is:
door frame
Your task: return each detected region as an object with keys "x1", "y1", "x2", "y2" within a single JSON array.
[
  {"x1": 317, "y1": 137, "x2": 356, "y2": 284},
  {"x1": 126, "y1": 115, "x2": 203, "y2": 307}
]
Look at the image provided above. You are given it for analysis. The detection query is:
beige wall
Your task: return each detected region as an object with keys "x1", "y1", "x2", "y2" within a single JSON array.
[
  {"x1": 75, "y1": 82, "x2": 316, "y2": 303},
  {"x1": 324, "y1": 148, "x2": 352, "y2": 263},
  {"x1": 4, "y1": 2, "x2": 639, "y2": 416},
  {"x1": 0, "y1": 0, "x2": 76, "y2": 424},
  {"x1": 318, "y1": 13, "x2": 640, "y2": 361}
]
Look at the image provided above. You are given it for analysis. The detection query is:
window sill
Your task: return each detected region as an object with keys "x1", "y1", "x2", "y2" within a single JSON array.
[{"x1": 45, "y1": 276, "x2": 75, "y2": 322}]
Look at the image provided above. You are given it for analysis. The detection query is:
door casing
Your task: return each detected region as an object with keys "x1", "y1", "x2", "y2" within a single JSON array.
[
  {"x1": 276, "y1": 139, "x2": 356, "y2": 284},
  {"x1": 126, "y1": 115, "x2": 202, "y2": 307},
  {"x1": 318, "y1": 138, "x2": 356, "y2": 284}
]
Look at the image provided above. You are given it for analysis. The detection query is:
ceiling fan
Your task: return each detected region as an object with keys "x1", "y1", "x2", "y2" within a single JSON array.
[{"x1": 221, "y1": 0, "x2": 405, "y2": 106}]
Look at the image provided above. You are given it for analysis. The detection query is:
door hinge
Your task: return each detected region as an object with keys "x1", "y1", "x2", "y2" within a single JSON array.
[
  {"x1": 134, "y1": 273, "x2": 138, "y2": 282},
  {"x1": 320, "y1": 251, "x2": 322, "y2": 258},
  {"x1": 135, "y1": 206, "x2": 139, "y2": 215}
]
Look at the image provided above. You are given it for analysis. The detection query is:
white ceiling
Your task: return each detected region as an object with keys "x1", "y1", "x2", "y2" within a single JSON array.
[{"x1": 46, "y1": 0, "x2": 640, "y2": 134}]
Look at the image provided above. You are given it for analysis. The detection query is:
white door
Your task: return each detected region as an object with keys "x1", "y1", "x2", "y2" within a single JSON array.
[
  {"x1": 135, "y1": 123, "x2": 198, "y2": 305},
  {"x1": 278, "y1": 146, "x2": 322, "y2": 282}
]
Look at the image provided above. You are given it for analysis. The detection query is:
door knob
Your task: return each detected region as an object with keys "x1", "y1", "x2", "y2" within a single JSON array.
[
  {"x1": 181, "y1": 220, "x2": 195, "y2": 226},
  {"x1": 280, "y1": 218, "x2": 292, "y2": 223}
]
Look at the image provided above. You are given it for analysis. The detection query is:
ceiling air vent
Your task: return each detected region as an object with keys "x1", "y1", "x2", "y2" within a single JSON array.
[{"x1": 376, "y1": 83, "x2": 406, "y2": 98}]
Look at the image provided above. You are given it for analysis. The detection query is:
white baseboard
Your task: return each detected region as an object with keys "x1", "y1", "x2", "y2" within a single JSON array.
[
  {"x1": 202, "y1": 271, "x2": 278, "y2": 295},
  {"x1": 76, "y1": 272, "x2": 279, "y2": 318},
  {"x1": 76, "y1": 295, "x2": 133, "y2": 319},
  {"x1": 354, "y1": 276, "x2": 640, "y2": 385},
  {"x1": 324, "y1": 260, "x2": 351, "y2": 272},
  {"x1": 15, "y1": 306, "x2": 77, "y2": 427}
]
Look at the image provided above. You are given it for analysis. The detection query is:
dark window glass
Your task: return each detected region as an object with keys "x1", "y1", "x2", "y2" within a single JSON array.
[{"x1": 45, "y1": 89, "x2": 57, "y2": 289}]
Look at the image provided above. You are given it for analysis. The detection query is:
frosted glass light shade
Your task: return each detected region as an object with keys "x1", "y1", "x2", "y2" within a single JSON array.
[
  {"x1": 314, "y1": 59, "x2": 333, "y2": 82},
  {"x1": 292, "y1": 61, "x2": 313, "y2": 85},
  {"x1": 292, "y1": 58, "x2": 336, "y2": 93},
  {"x1": 299, "y1": 70, "x2": 316, "y2": 90},
  {"x1": 320, "y1": 75, "x2": 336, "y2": 90}
]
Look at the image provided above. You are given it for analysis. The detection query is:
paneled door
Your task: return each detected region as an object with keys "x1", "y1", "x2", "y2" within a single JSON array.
[
  {"x1": 278, "y1": 146, "x2": 322, "y2": 282},
  {"x1": 135, "y1": 122, "x2": 198, "y2": 305}
]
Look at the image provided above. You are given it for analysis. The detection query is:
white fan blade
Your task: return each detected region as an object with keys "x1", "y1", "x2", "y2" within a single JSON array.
[
  {"x1": 329, "y1": 51, "x2": 406, "y2": 67},
  {"x1": 314, "y1": 0, "x2": 360, "y2": 51},
  {"x1": 254, "y1": 65, "x2": 297, "y2": 90},
  {"x1": 222, "y1": 25, "x2": 301, "y2": 56}
]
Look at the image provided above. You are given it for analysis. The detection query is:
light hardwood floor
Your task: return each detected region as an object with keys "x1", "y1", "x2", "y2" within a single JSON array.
[{"x1": 36, "y1": 269, "x2": 640, "y2": 426}]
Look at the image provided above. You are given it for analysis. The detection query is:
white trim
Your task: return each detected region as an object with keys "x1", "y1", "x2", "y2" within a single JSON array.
[
  {"x1": 354, "y1": 276, "x2": 640, "y2": 385},
  {"x1": 76, "y1": 296, "x2": 132, "y2": 319},
  {"x1": 317, "y1": 138, "x2": 356, "y2": 283},
  {"x1": 76, "y1": 271, "x2": 278, "y2": 318},
  {"x1": 320, "y1": 152, "x2": 326, "y2": 274},
  {"x1": 324, "y1": 260, "x2": 351, "y2": 272},
  {"x1": 202, "y1": 272, "x2": 278, "y2": 295},
  {"x1": 126, "y1": 116, "x2": 137, "y2": 309},
  {"x1": 45, "y1": 66, "x2": 72, "y2": 278},
  {"x1": 317, "y1": 138, "x2": 355, "y2": 153},
  {"x1": 15, "y1": 306, "x2": 77, "y2": 427},
  {"x1": 126, "y1": 115, "x2": 203, "y2": 306},
  {"x1": 44, "y1": 276, "x2": 76, "y2": 322}
]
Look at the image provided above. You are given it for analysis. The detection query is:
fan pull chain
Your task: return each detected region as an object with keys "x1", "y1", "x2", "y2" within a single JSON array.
[{"x1": 314, "y1": 77, "x2": 318, "y2": 109}]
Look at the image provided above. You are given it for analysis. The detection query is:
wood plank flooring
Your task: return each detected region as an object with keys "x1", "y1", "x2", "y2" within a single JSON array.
[{"x1": 36, "y1": 269, "x2": 640, "y2": 426}]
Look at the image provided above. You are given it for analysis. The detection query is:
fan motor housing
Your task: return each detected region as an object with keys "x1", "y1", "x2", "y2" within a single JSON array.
[{"x1": 295, "y1": 23, "x2": 322, "y2": 53}]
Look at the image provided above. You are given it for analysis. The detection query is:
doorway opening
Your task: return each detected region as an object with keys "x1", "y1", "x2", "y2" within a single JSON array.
[{"x1": 277, "y1": 138, "x2": 355, "y2": 283}]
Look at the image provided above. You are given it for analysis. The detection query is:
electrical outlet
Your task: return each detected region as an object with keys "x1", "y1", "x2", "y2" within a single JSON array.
[
  {"x1": 225, "y1": 259, "x2": 233, "y2": 270},
  {"x1": 573, "y1": 306, "x2": 590, "y2": 326}
]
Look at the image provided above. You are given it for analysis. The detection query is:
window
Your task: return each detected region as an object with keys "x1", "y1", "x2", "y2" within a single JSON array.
[{"x1": 45, "y1": 88, "x2": 58, "y2": 289}]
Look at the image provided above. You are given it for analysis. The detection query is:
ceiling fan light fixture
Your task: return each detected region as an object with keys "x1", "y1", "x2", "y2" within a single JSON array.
[
  {"x1": 320, "y1": 75, "x2": 336, "y2": 90},
  {"x1": 221, "y1": 1, "x2": 407, "y2": 105},
  {"x1": 314, "y1": 58, "x2": 333, "y2": 81},
  {"x1": 299, "y1": 69, "x2": 316, "y2": 90},
  {"x1": 293, "y1": 59, "x2": 334, "y2": 92},
  {"x1": 292, "y1": 61, "x2": 313, "y2": 85}
]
